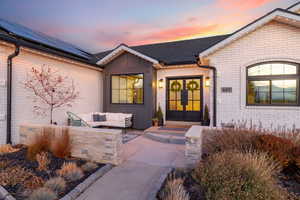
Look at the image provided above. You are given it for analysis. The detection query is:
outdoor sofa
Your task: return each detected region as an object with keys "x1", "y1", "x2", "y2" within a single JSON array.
[{"x1": 67, "y1": 111, "x2": 133, "y2": 131}]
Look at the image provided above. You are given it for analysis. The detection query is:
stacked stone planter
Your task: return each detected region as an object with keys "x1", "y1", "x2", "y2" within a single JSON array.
[
  {"x1": 185, "y1": 125, "x2": 205, "y2": 166},
  {"x1": 19, "y1": 124, "x2": 123, "y2": 165}
]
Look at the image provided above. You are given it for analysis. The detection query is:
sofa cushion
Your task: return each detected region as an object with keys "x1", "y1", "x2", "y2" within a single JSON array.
[
  {"x1": 101, "y1": 121, "x2": 125, "y2": 128},
  {"x1": 106, "y1": 113, "x2": 121, "y2": 121},
  {"x1": 89, "y1": 121, "x2": 107, "y2": 128}
]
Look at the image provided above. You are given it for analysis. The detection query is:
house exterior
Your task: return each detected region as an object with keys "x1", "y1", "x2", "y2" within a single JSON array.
[
  {"x1": 199, "y1": 5, "x2": 300, "y2": 128},
  {"x1": 0, "y1": 20, "x2": 103, "y2": 144},
  {"x1": 0, "y1": 2, "x2": 299, "y2": 144}
]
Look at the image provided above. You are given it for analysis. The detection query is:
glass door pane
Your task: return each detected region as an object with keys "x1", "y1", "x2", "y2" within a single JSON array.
[
  {"x1": 168, "y1": 80, "x2": 183, "y2": 111},
  {"x1": 185, "y1": 79, "x2": 201, "y2": 111}
]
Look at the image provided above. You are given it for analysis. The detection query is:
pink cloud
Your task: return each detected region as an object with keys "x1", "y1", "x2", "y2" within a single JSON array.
[
  {"x1": 217, "y1": 0, "x2": 277, "y2": 10},
  {"x1": 136, "y1": 24, "x2": 220, "y2": 44},
  {"x1": 91, "y1": 23, "x2": 222, "y2": 50}
]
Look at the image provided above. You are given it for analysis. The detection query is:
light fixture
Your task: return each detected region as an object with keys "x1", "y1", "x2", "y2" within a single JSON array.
[
  {"x1": 158, "y1": 79, "x2": 164, "y2": 88},
  {"x1": 205, "y1": 77, "x2": 210, "y2": 87}
]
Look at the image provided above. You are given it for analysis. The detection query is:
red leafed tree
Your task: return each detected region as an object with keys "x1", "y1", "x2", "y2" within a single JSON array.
[{"x1": 23, "y1": 66, "x2": 79, "y2": 124}]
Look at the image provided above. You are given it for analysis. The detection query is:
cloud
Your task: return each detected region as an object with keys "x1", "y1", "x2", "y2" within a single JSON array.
[
  {"x1": 13, "y1": 0, "x2": 283, "y2": 53},
  {"x1": 137, "y1": 24, "x2": 220, "y2": 44},
  {"x1": 90, "y1": 23, "x2": 223, "y2": 51},
  {"x1": 217, "y1": 0, "x2": 277, "y2": 10}
]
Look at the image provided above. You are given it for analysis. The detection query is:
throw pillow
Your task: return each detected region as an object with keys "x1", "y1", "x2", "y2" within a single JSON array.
[
  {"x1": 92, "y1": 114, "x2": 100, "y2": 122},
  {"x1": 99, "y1": 115, "x2": 106, "y2": 121}
]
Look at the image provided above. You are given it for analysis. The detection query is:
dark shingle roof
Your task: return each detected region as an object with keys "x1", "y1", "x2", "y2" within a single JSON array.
[{"x1": 94, "y1": 34, "x2": 231, "y2": 65}]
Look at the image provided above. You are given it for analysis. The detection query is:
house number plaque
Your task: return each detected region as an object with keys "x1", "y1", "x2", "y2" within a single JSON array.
[{"x1": 221, "y1": 87, "x2": 232, "y2": 93}]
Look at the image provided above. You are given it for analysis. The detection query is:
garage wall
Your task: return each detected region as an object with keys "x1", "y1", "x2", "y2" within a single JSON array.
[
  {"x1": 0, "y1": 43, "x2": 103, "y2": 144},
  {"x1": 0, "y1": 43, "x2": 14, "y2": 144}
]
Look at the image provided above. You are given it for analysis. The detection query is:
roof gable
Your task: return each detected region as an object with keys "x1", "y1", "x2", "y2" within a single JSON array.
[
  {"x1": 199, "y1": 9, "x2": 300, "y2": 59},
  {"x1": 96, "y1": 44, "x2": 160, "y2": 66}
]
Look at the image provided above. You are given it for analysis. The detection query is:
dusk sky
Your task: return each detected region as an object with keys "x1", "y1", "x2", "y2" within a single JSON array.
[{"x1": 0, "y1": 0, "x2": 297, "y2": 53}]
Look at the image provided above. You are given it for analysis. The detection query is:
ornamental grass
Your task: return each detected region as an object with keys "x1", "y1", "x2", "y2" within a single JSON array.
[{"x1": 193, "y1": 151, "x2": 287, "y2": 200}]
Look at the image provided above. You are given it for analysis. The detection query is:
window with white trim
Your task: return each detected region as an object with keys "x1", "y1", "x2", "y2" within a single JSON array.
[{"x1": 247, "y1": 62, "x2": 299, "y2": 106}]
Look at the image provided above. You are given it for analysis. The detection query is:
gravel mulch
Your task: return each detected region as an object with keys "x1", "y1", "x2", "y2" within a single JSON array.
[{"x1": 0, "y1": 146, "x2": 105, "y2": 200}]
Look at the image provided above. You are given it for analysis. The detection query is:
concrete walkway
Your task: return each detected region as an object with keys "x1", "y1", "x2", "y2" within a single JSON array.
[{"x1": 76, "y1": 135, "x2": 186, "y2": 200}]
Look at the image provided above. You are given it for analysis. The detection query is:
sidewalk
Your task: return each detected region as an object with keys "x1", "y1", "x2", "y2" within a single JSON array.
[{"x1": 76, "y1": 135, "x2": 186, "y2": 200}]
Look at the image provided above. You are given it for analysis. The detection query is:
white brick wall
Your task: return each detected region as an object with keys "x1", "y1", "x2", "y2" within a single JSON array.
[
  {"x1": 157, "y1": 66, "x2": 211, "y2": 121},
  {"x1": 0, "y1": 44, "x2": 15, "y2": 144},
  {"x1": 0, "y1": 42, "x2": 103, "y2": 144},
  {"x1": 207, "y1": 21, "x2": 300, "y2": 129}
]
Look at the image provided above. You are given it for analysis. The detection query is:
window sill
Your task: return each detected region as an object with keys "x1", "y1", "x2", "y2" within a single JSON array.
[{"x1": 244, "y1": 105, "x2": 300, "y2": 110}]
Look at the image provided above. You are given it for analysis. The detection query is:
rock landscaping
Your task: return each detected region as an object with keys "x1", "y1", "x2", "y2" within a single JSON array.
[
  {"x1": 0, "y1": 127, "x2": 108, "y2": 200},
  {"x1": 158, "y1": 127, "x2": 300, "y2": 200}
]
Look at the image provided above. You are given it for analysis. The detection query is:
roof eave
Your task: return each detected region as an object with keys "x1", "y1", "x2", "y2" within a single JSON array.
[
  {"x1": 199, "y1": 9, "x2": 300, "y2": 59},
  {"x1": 287, "y1": 2, "x2": 300, "y2": 12},
  {"x1": 164, "y1": 60, "x2": 196, "y2": 66}
]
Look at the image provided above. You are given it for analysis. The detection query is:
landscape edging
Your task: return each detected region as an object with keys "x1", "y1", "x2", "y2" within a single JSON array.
[
  {"x1": 0, "y1": 186, "x2": 16, "y2": 200},
  {"x1": 60, "y1": 164, "x2": 113, "y2": 200},
  {"x1": 147, "y1": 167, "x2": 173, "y2": 200}
]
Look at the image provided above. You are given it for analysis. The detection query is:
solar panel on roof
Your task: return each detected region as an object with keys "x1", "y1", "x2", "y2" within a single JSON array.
[{"x1": 0, "y1": 19, "x2": 92, "y2": 60}]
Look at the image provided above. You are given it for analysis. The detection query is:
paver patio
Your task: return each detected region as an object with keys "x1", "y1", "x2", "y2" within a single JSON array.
[{"x1": 76, "y1": 134, "x2": 186, "y2": 200}]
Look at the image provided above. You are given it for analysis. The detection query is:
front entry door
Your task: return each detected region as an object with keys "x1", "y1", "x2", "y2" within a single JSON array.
[{"x1": 166, "y1": 77, "x2": 203, "y2": 122}]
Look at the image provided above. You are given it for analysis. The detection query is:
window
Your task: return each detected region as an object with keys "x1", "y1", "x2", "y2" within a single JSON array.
[
  {"x1": 247, "y1": 62, "x2": 299, "y2": 106},
  {"x1": 111, "y1": 74, "x2": 143, "y2": 104}
]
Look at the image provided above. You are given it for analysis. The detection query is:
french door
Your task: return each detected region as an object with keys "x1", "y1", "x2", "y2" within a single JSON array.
[{"x1": 166, "y1": 76, "x2": 203, "y2": 122}]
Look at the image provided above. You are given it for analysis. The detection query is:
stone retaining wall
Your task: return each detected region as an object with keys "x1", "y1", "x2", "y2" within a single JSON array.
[
  {"x1": 19, "y1": 124, "x2": 123, "y2": 165},
  {"x1": 185, "y1": 125, "x2": 203, "y2": 166}
]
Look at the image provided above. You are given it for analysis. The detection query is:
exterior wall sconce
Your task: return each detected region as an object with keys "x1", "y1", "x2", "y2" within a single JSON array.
[
  {"x1": 158, "y1": 79, "x2": 164, "y2": 88},
  {"x1": 205, "y1": 77, "x2": 210, "y2": 87}
]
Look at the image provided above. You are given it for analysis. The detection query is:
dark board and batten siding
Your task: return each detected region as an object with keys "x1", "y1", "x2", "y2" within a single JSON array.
[{"x1": 103, "y1": 52, "x2": 156, "y2": 129}]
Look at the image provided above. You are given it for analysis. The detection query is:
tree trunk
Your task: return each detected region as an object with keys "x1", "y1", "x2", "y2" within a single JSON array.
[{"x1": 50, "y1": 106, "x2": 53, "y2": 124}]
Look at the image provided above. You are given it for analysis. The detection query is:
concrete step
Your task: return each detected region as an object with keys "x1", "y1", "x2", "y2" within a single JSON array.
[
  {"x1": 143, "y1": 132, "x2": 185, "y2": 145},
  {"x1": 144, "y1": 131, "x2": 185, "y2": 137}
]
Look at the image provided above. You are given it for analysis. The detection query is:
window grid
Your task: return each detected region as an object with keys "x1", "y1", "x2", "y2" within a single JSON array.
[
  {"x1": 247, "y1": 62, "x2": 300, "y2": 106},
  {"x1": 111, "y1": 74, "x2": 144, "y2": 104}
]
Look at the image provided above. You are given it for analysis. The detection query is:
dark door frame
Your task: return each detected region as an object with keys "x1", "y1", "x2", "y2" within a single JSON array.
[{"x1": 165, "y1": 75, "x2": 204, "y2": 122}]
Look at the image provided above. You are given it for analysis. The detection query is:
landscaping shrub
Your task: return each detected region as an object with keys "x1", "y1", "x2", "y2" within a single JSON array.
[
  {"x1": 27, "y1": 127, "x2": 53, "y2": 160},
  {"x1": 0, "y1": 166, "x2": 33, "y2": 186},
  {"x1": 36, "y1": 152, "x2": 50, "y2": 171},
  {"x1": 254, "y1": 134, "x2": 295, "y2": 169},
  {"x1": 290, "y1": 146, "x2": 300, "y2": 183},
  {"x1": 0, "y1": 160, "x2": 10, "y2": 169},
  {"x1": 28, "y1": 187, "x2": 57, "y2": 200},
  {"x1": 291, "y1": 146, "x2": 300, "y2": 168},
  {"x1": 81, "y1": 162, "x2": 98, "y2": 172},
  {"x1": 0, "y1": 144, "x2": 18, "y2": 154},
  {"x1": 202, "y1": 128, "x2": 260, "y2": 155},
  {"x1": 44, "y1": 177, "x2": 66, "y2": 195},
  {"x1": 159, "y1": 177, "x2": 190, "y2": 200},
  {"x1": 24, "y1": 176, "x2": 45, "y2": 190},
  {"x1": 51, "y1": 128, "x2": 72, "y2": 158},
  {"x1": 193, "y1": 151, "x2": 286, "y2": 200},
  {"x1": 57, "y1": 162, "x2": 83, "y2": 181}
]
